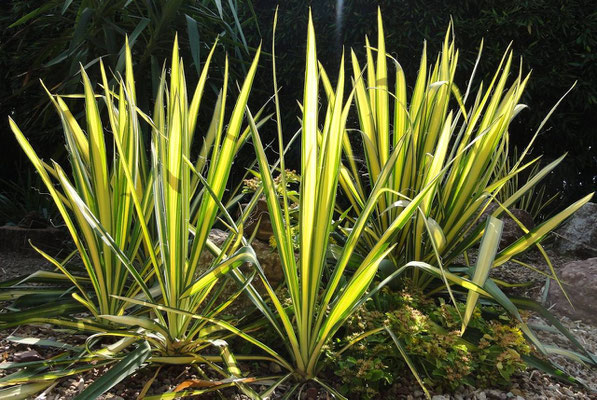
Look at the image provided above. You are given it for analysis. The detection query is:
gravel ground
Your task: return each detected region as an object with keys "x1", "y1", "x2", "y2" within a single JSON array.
[
  {"x1": 0, "y1": 251, "x2": 55, "y2": 280},
  {"x1": 1, "y1": 248, "x2": 596, "y2": 399}
]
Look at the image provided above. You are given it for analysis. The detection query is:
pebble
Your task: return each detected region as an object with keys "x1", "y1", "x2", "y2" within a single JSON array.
[
  {"x1": 304, "y1": 387, "x2": 318, "y2": 399},
  {"x1": 432, "y1": 395, "x2": 449, "y2": 400},
  {"x1": 13, "y1": 349, "x2": 43, "y2": 362},
  {"x1": 394, "y1": 384, "x2": 410, "y2": 395},
  {"x1": 269, "y1": 362, "x2": 282, "y2": 373},
  {"x1": 560, "y1": 386, "x2": 574, "y2": 396},
  {"x1": 486, "y1": 389, "x2": 506, "y2": 399},
  {"x1": 74, "y1": 377, "x2": 84, "y2": 393}
]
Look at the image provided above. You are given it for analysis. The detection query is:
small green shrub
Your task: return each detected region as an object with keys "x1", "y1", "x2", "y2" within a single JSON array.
[{"x1": 331, "y1": 288, "x2": 530, "y2": 398}]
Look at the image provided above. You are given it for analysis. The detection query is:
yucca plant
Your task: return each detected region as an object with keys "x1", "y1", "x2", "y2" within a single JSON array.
[
  {"x1": 337, "y1": 9, "x2": 593, "y2": 289},
  {"x1": 216, "y1": 11, "x2": 447, "y2": 397},
  {"x1": 9, "y1": 39, "x2": 150, "y2": 319},
  {"x1": 2, "y1": 35, "x2": 268, "y2": 398},
  {"x1": 331, "y1": 8, "x2": 596, "y2": 390},
  {"x1": 3, "y1": 38, "x2": 156, "y2": 399},
  {"x1": 100, "y1": 34, "x2": 263, "y2": 357}
]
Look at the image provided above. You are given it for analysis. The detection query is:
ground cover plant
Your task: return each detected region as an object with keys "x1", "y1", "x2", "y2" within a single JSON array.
[
  {"x1": 330, "y1": 287, "x2": 531, "y2": 399},
  {"x1": 1, "y1": 7, "x2": 596, "y2": 400}
]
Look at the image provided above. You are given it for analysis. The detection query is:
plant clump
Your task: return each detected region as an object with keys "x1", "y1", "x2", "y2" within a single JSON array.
[{"x1": 1, "y1": 7, "x2": 595, "y2": 400}]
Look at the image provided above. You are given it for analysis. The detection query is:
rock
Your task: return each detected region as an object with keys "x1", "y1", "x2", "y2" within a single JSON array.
[
  {"x1": 476, "y1": 204, "x2": 535, "y2": 249},
  {"x1": 553, "y1": 202, "x2": 597, "y2": 258},
  {"x1": 560, "y1": 386, "x2": 574, "y2": 397},
  {"x1": 13, "y1": 350, "x2": 43, "y2": 362},
  {"x1": 269, "y1": 362, "x2": 282, "y2": 373},
  {"x1": 197, "y1": 229, "x2": 284, "y2": 288},
  {"x1": 486, "y1": 389, "x2": 507, "y2": 399},
  {"x1": 244, "y1": 198, "x2": 274, "y2": 242},
  {"x1": 394, "y1": 384, "x2": 410, "y2": 395},
  {"x1": 205, "y1": 228, "x2": 228, "y2": 247},
  {"x1": 74, "y1": 377, "x2": 85, "y2": 393},
  {"x1": 502, "y1": 209, "x2": 535, "y2": 246},
  {"x1": 432, "y1": 395, "x2": 449, "y2": 400},
  {"x1": 548, "y1": 257, "x2": 597, "y2": 322}
]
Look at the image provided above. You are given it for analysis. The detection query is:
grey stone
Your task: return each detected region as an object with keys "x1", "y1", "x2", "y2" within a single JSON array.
[
  {"x1": 243, "y1": 198, "x2": 274, "y2": 242},
  {"x1": 553, "y1": 202, "x2": 597, "y2": 258},
  {"x1": 487, "y1": 389, "x2": 507, "y2": 399},
  {"x1": 476, "y1": 204, "x2": 535, "y2": 249},
  {"x1": 548, "y1": 257, "x2": 597, "y2": 322},
  {"x1": 13, "y1": 350, "x2": 43, "y2": 362},
  {"x1": 501, "y1": 209, "x2": 535, "y2": 247},
  {"x1": 197, "y1": 229, "x2": 284, "y2": 289}
]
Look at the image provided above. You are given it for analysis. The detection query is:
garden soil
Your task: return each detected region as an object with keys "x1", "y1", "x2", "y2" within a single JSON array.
[{"x1": 1, "y1": 249, "x2": 596, "y2": 399}]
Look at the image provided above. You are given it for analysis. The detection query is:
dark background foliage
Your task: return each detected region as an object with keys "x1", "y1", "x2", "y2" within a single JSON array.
[
  {"x1": 0, "y1": 0, "x2": 259, "y2": 224},
  {"x1": 247, "y1": 0, "x2": 597, "y2": 206},
  {"x1": 1, "y1": 0, "x2": 595, "y2": 224}
]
